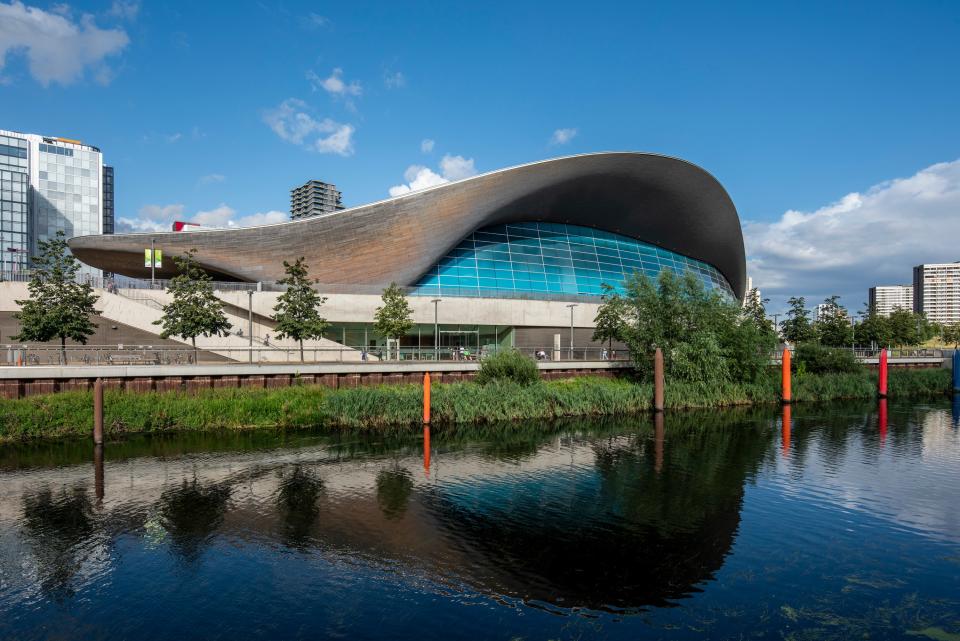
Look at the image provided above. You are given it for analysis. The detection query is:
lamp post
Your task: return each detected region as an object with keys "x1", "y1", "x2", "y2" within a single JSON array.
[
  {"x1": 432, "y1": 298, "x2": 442, "y2": 361},
  {"x1": 150, "y1": 238, "x2": 156, "y2": 289},
  {"x1": 566, "y1": 303, "x2": 578, "y2": 360}
]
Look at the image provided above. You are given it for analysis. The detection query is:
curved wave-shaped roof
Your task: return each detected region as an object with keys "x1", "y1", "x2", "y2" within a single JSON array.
[{"x1": 69, "y1": 152, "x2": 746, "y2": 298}]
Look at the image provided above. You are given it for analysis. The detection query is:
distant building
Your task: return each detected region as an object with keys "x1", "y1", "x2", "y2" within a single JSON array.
[
  {"x1": 743, "y1": 276, "x2": 761, "y2": 308},
  {"x1": 290, "y1": 180, "x2": 344, "y2": 220},
  {"x1": 868, "y1": 285, "x2": 912, "y2": 317},
  {"x1": 814, "y1": 303, "x2": 831, "y2": 321},
  {"x1": 913, "y1": 263, "x2": 960, "y2": 324},
  {"x1": 102, "y1": 165, "x2": 115, "y2": 235},
  {"x1": 0, "y1": 129, "x2": 111, "y2": 276}
]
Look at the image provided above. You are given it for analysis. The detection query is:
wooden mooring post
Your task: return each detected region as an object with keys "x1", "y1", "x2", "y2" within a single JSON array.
[
  {"x1": 653, "y1": 347, "x2": 664, "y2": 412},
  {"x1": 93, "y1": 377, "x2": 104, "y2": 445}
]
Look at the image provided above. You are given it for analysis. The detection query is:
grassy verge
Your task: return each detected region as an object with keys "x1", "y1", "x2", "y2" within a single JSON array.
[{"x1": 0, "y1": 368, "x2": 952, "y2": 442}]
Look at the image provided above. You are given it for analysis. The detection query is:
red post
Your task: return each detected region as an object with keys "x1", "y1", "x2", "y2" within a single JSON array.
[
  {"x1": 93, "y1": 377, "x2": 104, "y2": 444},
  {"x1": 878, "y1": 349, "x2": 888, "y2": 398},
  {"x1": 781, "y1": 348, "x2": 792, "y2": 404},
  {"x1": 653, "y1": 347, "x2": 665, "y2": 412},
  {"x1": 878, "y1": 398, "x2": 888, "y2": 444},
  {"x1": 423, "y1": 372, "x2": 431, "y2": 424}
]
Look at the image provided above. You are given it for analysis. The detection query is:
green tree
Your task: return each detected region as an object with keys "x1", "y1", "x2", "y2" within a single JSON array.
[
  {"x1": 887, "y1": 308, "x2": 919, "y2": 347},
  {"x1": 620, "y1": 270, "x2": 775, "y2": 384},
  {"x1": 781, "y1": 296, "x2": 815, "y2": 345},
  {"x1": 154, "y1": 249, "x2": 232, "y2": 362},
  {"x1": 855, "y1": 303, "x2": 891, "y2": 348},
  {"x1": 592, "y1": 283, "x2": 628, "y2": 352},
  {"x1": 942, "y1": 322, "x2": 960, "y2": 347},
  {"x1": 814, "y1": 295, "x2": 853, "y2": 347},
  {"x1": 13, "y1": 232, "x2": 99, "y2": 364},
  {"x1": 373, "y1": 283, "x2": 413, "y2": 359},
  {"x1": 742, "y1": 288, "x2": 776, "y2": 337},
  {"x1": 272, "y1": 257, "x2": 328, "y2": 362}
]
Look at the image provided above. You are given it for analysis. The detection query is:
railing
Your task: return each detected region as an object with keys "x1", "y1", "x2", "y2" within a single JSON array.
[
  {"x1": 772, "y1": 346, "x2": 952, "y2": 361},
  {"x1": 1, "y1": 344, "x2": 632, "y2": 367}
]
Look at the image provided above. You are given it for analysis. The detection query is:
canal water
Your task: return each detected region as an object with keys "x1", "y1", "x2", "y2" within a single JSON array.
[{"x1": 1, "y1": 400, "x2": 959, "y2": 640}]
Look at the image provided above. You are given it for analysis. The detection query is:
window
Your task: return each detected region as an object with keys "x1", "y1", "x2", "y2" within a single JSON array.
[{"x1": 411, "y1": 221, "x2": 735, "y2": 300}]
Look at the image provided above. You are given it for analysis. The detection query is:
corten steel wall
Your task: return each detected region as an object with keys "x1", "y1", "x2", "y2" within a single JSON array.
[{"x1": 68, "y1": 152, "x2": 747, "y2": 300}]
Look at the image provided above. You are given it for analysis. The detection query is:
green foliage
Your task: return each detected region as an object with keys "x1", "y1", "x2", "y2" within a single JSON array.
[
  {"x1": 272, "y1": 257, "x2": 328, "y2": 361},
  {"x1": 373, "y1": 283, "x2": 413, "y2": 352},
  {"x1": 592, "y1": 283, "x2": 629, "y2": 349},
  {"x1": 621, "y1": 270, "x2": 776, "y2": 384},
  {"x1": 475, "y1": 349, "x2": 540, "y2": 386},
  {"x1": 814, "y1": 295, "x2": 854, "y2": 347},
  {"x1": 153, "y1": 249, "x2": 232, "y2": 353},
  {"x1": 942, "y1": 322, "x2": 960, "y2": 347},
  {"x1": 794, "y1": 343, "x2": 861, "y2": 374},
  {"x1": 887, "y1": 308, "x2": 920, "y2": 346},
  {"x1": 781, "y1": 296, "x2": 815, "y2": 344},
  {"x1": 742, "y1": 288, "x2": 775, "y2": 335},
  {"x1": 0, "y1": 369, "x2": 951, "y2": 442},
  {"x1": 13, "y1": 232, "x2": 99, "y2": 364},
  {"x1": 855, "y1": 303, "x2": 892, "y2": 347}
]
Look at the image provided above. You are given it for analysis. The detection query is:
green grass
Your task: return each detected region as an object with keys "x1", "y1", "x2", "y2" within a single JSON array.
[{"x1": 0, "y1": 368, "x2": 952, "y2": 442}]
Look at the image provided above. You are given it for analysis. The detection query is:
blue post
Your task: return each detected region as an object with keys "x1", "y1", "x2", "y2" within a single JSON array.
[{"x1": 954, "y1": 350, "x2": 960, "y2": 393}]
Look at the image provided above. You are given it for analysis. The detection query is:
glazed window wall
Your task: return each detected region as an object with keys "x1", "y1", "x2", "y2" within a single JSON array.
[
  {"x1": 0, "y1": 134, "x2": 29, "y2": 272},
  {"x1": 412, "y1": 222, "x2": 735, "y2": 300}
]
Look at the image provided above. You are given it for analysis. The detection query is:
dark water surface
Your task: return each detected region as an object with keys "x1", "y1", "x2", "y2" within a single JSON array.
[{"x1": 1, "y1": 400, "x2": 959, "y2": 640}]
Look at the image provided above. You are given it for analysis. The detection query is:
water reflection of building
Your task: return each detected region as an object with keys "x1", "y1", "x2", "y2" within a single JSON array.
[{"x1": 0, "y1": 420, "x2": 770, "y2": 611}]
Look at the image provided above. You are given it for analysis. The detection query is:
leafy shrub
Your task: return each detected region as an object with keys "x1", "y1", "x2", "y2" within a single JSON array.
[
  {"x1": 794, "y1": 343, "x2": 861, "y2": 374},
  {"x1": 475, "y1": 350, "x2": 540, "y2": 386}
]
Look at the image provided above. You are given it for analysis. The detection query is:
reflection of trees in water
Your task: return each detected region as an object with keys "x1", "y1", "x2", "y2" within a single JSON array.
[
  {"x1": 425, "y1": 412, "x2": 774, "y2": 611},
  {"x1": 376, "y1": 467, "x2": 414, "y2": 520},
  {"x1": 277, "y1": 465, "x2": 323, "y2": 549},
  {"x1": 20, "y1": 486, "x2": 94, "y2": 598},
  {"x1": 158, "y1": 477, "x2": 231, "y2": 563}
]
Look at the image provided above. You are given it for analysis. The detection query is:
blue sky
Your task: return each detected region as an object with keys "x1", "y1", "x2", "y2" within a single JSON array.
[{"x1": 1, "y1": 0, "x2": 959, "y2": 312}]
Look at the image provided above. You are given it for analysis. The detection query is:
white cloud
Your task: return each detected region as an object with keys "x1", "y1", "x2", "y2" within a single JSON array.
[
  {"x1": 744, "y1": 159, "x2": 960, "y2": 313},
  {"x1": 304, "y1": 13, "x2": 328, "y2": 28},
  {"x1": 117, "y1": 203, "x2": 287, "y2": 232},
  {"x1": 116, "y1": 203, "x2": 184, "y2": 233},
  {"x1": 389, "y1": 154, "x2": 478, "y2": 196},
  {"x1": 164, "y1": 132, "x2": 182, "y2": 143},
  {"x1": 550, "y1": 128, "x2": 577, "y2": 145},
  {"x1": 106, "y1": 0, "x2": 139, "y2": 21},
  {"x1": 262, "y1": 98, "x2": 355, "y2": 156},
  {"x1": 0, "y1": 0, "x2": 129, "y2": 86},
  {"x1": 384, "y1": 70, "x2": 405, "y2": 89},
  {"x1": 420, "y1": 138, "x2": 435, "y2": 153},
  {"x1": 198, "y1": 173, "x2": 225, "y2": 185},
  {"x1": 307, "y1": 67, "x2": 361, "y2": 97}
]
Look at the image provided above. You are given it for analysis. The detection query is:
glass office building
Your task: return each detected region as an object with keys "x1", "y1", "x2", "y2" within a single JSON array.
[
  {"x1": 412, "y1": 222, "x2": 736, "y2": 299},
  {"x1": 0, "y1": 134, "x2": 29, "y2": 272},
  {"x1": 0, "y1": 129, "x2": 110, "y2": 277}
]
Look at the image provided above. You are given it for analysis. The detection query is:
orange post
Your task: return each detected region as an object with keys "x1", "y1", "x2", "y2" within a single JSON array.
[
  {"x1": 653, "y1": 347, "x2": 665, "y2": 412},
  {"x1": 781, "y1": 403, "x2": 791, "y2": 457},
  {"x1": 423, "y1": 372, "x2": 431, "y2": 424},
  {"x1": 423, "y1": 426, "x2": 431, "y2": 476},
  {"x1": 878, "y1": 349, "x2": 888, "y2": 398},
  {"x1": 781, "y1": 348, "x2": 792, "y2": 404}
]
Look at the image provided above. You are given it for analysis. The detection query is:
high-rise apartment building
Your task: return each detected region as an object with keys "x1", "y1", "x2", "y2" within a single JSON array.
[
  {"x1": 290, "y1": 180, "x2": 344, "y2": 220},
  {"x1": 913, "y1": 263, "x2": 960, "y2": 324},
  {"x1": 868, "y1": 285, "x2": 913, "y2": 317},
  {"x1": 0, "y1": 129, "x2": 112, "y2": 275}
]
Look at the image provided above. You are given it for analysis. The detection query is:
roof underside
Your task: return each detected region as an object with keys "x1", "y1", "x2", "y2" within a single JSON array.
[{"x1": 68, "y1": 152, "x2": 747, "y2": 299}]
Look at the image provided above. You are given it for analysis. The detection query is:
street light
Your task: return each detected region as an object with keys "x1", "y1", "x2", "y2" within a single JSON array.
[
  {"x1": 566, "y1": 303, "x2": 578, "y2": 360},
  {"x1": 432, "y1": 298, "x2": 442, "y2": 361}
]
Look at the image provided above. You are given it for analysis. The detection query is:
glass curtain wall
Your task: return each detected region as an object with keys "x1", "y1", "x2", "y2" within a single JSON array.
[{"x1": 412, "y1": 222, "x2": 735, "y2": 300}]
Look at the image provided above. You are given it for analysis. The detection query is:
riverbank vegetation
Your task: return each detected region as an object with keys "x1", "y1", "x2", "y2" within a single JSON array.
[{"x1": 0, "y1": 368, "x2": 951, "y2": 442}]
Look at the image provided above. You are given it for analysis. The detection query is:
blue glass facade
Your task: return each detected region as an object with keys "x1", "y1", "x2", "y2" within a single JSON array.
[{"x1": 412, "y1": 222, "x2": 735, "y2": 299}]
